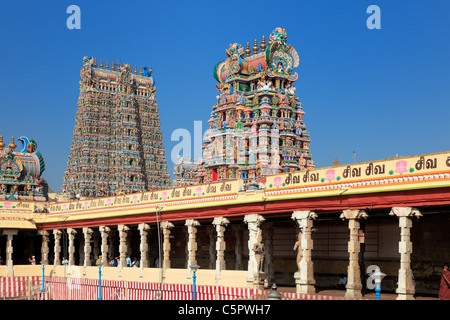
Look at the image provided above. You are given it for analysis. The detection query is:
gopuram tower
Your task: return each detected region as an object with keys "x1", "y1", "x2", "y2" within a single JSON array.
[
  {"x1": 174, "y1": 28, "x2": 314, "y2": 185},
  {"x1": 61, "y1": 57, "x2": 171, "y2": 198}
]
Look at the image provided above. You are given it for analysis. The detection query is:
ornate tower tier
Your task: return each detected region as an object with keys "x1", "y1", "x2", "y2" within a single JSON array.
[
  {"x1": 62, "y1": 57, "x2": 171, "y2": 198},
  {"x1": 197, "y1": 28, "x2": 314, "y2": 184}
]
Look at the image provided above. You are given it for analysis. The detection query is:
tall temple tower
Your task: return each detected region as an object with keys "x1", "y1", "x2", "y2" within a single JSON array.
[
  {"x1": 61, "y1": 57, "x2": 171, "y2": 198},
  {"x1": 174, "y1": 28, "x2": 314, "y2": 185}
]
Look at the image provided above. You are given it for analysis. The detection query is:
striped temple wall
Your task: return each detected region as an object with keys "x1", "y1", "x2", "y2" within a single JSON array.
[{"x1": 0, "y1": 276, "x2": 361, "y2": 300}]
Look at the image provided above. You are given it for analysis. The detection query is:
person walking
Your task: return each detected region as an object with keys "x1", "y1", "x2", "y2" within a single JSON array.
[{"x1": 439, "y1": 263, "x2": 450, "y2": 300}]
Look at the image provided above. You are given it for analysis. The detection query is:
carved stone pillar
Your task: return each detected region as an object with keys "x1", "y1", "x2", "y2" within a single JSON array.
[
  {"x1": 213, "y1": 217, "x2": 230, "y2": 283},
  {"x1": 185, "y1": 219, "x2": 200, "y2": 275},
  {"x1": 389, "y1": 207, "x2": 422, "y2": 300},
  {"x1": 4, "y1": 229, "x2": 18, "y2": 277},
  {"x1": 99, "y1": 226, "x2": 110, "y2": 267},
  {"x1": 244, "y1": 214, "x2": 265, "y2": 288},
  {"x1": 118, "y1": 225, "x2": 130, "y2": 268},
  {"x1": 138, "y1": 223, "x2": 150, "y2": 268},
  {"x1": 82, "y1": 228, "x2": 93, "y2": 268},
  {"x1": 232, "y1": 225, "x2": 244, "y2": 270},
  {"x1": 340, "y1": 209, "x2": 368, "y2": 298},
  {"x1": 291, "y1": 211, "x2": 317, "y2": 294},
  {"x1": 53, "y1": 229, "x2": 62, "y2": 266},
  {"x1": 67, "y1": 228, "x2": 77, "y2": 266},
  {"x1": 38, "y1": 230, "x2": 50, "y2": 265},
  {"x1": 263, "y1": 222, "x2": 274, "y2": 288},
  {"x1": 161, "y1": 221, "x2": 174, "y2": 270}
]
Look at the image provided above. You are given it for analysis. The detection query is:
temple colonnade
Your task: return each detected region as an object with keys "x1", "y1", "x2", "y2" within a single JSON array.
[{"x1": 1, "y1": 207, "x2": 423, "y2": 300}]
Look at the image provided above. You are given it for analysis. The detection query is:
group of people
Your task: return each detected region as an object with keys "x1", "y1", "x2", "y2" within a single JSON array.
[{"x1": 88, "y1": 254, "x2": 140, "y2": 268}]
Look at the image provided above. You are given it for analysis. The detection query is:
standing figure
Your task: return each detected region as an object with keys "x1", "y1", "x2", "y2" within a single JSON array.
[
  {"x1": 439, "y1": 263, "x2": 450, "y2": 300},
  {"x1": 293, "y1": 232, "x2": 302, "y2": 273},
  {"x1": 253, "y1": 229, "x2": 265, "y2": 274}
]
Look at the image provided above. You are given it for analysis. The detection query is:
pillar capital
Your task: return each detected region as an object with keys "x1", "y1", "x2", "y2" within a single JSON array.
[
  {"x1": 138, "y1": 223, "x2": 151, "y2": 232},
  {"x1": 292, "y1": 210, "x2": 317, "y2": 221},
  {"x1": 38, "y1": 230, "x2": 50, "y2": 237},
  {"x1": 118, "y1": 224, "x2": 130, "y2": 232},
  {"x1": 389, "y1": 207, "x2": 422, "y2": 219},
  {"x1": 244, "y1": 214, "x2": 265, "y2": 229},
  {"x1": 185, "y1": 219, "x2": 201, "y2": 228},
  {"x1": 213, "y1": 216, "x2": 230, "y2": 227},
  {"x1": 161, "y1": 221, "x2": 174, "y2": 230},
  {"x1": 82, "y1": 227, "x2": 94, "y2": 235},
  {"x1": 3, "y1": 229, "x2": 18, "y2": 237},
  {"x1": 99, "y1": 226, "x2": 111, "y2": 233},
  {"x1": 67, "y1": 228, "x2": 77, "y2": 235},
  {"x1": 340, "y1": 209, "x2": 368, "y2": 220}
]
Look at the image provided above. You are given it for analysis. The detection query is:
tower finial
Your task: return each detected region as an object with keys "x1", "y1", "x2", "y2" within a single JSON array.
[
  {"x1": 139, "y1": 67, "x2": 143, "y2": 75},
  {"x1": 112, "y1": 61, "x2": 115, "y2": 71},
  {"x1": 100, "y1": 59, "x2": 103, "y2": 69},
  {"x1": 252, "y1": 39, "x2": 259, "y2": 54},
  {"x1": 260, "y1": 35, "x2": 266, "y2": 52},
  {"x1": 106, "y1": 60, "x2": 109, "y2": 70},
  {"x1": 245, "y1": 42, "x2": 251, "y2": 57},
  {"x1": 9, "y1": 137, "x2": 16, "y2": 151},
  {"x1": 0, "y1": 136, "x2": 4, "y2": 150},
  {"x1": 94, "y1": 58, "x2": 97, "y2": 68},
  {"x1": 134, "y1": 65, "x2": 137, "y2": 75}
]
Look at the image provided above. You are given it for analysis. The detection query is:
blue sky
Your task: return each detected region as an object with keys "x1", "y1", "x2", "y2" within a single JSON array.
[{"x1": 0, "y1": 0, "x2": 449, "y2": 193}]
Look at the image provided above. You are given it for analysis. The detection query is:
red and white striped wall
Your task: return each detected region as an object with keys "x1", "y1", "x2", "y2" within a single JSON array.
[{"x1": 2, "y1": 276, "x2": 362, "y2": 300}]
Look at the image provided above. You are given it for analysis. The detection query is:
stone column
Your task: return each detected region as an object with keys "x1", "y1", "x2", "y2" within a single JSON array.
[
  {"x1": 262, "y1": 222, "x2": 275, "y2": 288},
  {"x1": 53, "y1": 229, "x2": 62, "y2": 266},
  {"x1": 389, "y1": 207, "x2": 422, "y2": 300},
  {"x1": 244, "y1": 214, "x2": 265, "y2": 288},
  {"x1": 161, "y1": 221, "x2": 174, "y2": 270},
  {"x1": 67, "y1": 228, "x2": 77, "y2": 266},
  {"x1": 340, "y1": 209, "x2": 368, "y2": 298},
  {"x1": 291, "y1": 211, "x2": 317, "y2": 294},
  {"x1": 185, "y1": 220, "x2": 200, "y2": 275},
  {"x1": 38, "y1": 230, "x2": 50, "y2": 265},
  {"x1": 232, "y1": 225, "x2": 244, "y2": 270},
  {"x1": 82, "y1": 228, "x2": 93, "y2": 267},
  {"x1": 4, "y1": 229, "x2": 18, "y2": 277},
  {"x1": 213, "y1": 217, "x2": 230, "y2": 283},
  {"x1": 99, "y1": 226, "x2": 110, "y2": 267},
  {"x1": 118, "y1": 225, "x2": 130, "y2": 268},
  {"x1": 138, "y1": 223, "x2": 150, "y2": 268}
]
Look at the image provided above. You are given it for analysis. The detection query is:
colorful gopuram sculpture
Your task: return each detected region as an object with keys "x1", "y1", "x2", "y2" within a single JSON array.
[
  {"x1": 61, "y1": 57, "x2": 171, "y2": 198},
  {"x1": 173, "y1": 156, "x2": 200, "y2": 187},
  {"x1": 175, "y1": 28, "x2": 314, "y2": 185},
  {"x1": 0, "y1": 135, "x2": 46, "y2": 201}
]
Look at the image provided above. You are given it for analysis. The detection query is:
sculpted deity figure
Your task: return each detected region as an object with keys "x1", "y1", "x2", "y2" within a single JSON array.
[
  {"x1": 293, "y1": 232, "x2": 302, "y2": 272},
  {"x1": 253, "y1": 229, "x2": 265, "y2": 274}
]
